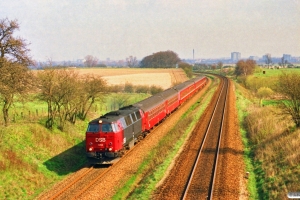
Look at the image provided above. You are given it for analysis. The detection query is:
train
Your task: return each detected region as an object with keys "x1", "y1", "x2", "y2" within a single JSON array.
[{"x1": 85, "y1": 75, "x2": 208, "y2": 164}]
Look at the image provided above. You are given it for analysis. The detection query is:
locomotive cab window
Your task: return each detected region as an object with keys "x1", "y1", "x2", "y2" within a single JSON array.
[
  {"x1": 87, "y1": 124, "x2": 99, "y2": 133},
  {"x1": 111, "y1": 123, "x2": 120, "y2": 133},
  {"x1": 101, "y1": 124, "x2": 113, "y2": 132},
  {"x1": 119, "y1": 118, "x2": 127, "y2": 128}
]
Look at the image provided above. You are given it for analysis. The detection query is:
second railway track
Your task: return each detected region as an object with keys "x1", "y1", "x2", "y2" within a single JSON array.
[
  {"x1": 182, "y1": 76, "x2": 228, "y2": 199},
  {"x1": 154, "y1": 75, "x2": 230, "y2": 200}
]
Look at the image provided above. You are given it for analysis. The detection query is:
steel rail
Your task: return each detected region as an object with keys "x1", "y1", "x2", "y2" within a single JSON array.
[
  {"x1": 181, "y1": 76, "x2": 228, "y2": 200},
  {"x1": 49, "y1": 165, "x2": 94, "y2": 200},
  {"x1": 207, "y1": 77, "x2": 228, "y2": 199}
]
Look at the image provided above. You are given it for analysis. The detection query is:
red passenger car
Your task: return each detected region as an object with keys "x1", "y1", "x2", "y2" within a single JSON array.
[{"x1": 133, "y1": 94, "x2": 166, "y2": 132}]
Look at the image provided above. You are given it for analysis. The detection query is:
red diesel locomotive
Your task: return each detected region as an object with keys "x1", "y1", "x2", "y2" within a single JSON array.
[{"x1": 85, "y1": 75, "x2": 207, "y2": 164}]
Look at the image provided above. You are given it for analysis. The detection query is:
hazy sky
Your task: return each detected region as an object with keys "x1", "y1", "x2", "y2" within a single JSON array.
[{"x1": 1, "y1": 0, "x2": 300, "y2": 61}]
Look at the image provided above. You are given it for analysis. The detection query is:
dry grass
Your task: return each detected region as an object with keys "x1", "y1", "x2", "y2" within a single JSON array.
[
  {"x1": 72, "y1": 68, "x2": 188, "y2": 89},
  {"x1": 32, "y1": 68, "x2": 188, "y2": 90},
  {"x1": 244, "y1": 104, "x2": 300, "y2": 199}
]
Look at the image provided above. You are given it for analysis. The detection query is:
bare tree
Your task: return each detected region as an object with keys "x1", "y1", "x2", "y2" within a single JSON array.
[
  {"x1": 234, "y1": 59, "x2": 256, "y2": 78},
  {"x1": 84, "y1": 55, "x2": 98, "y2": 67},
  {"x1": 277, "y1": 72, "x2": 300, "y2": 127},
  {"x1": 77, "y1": 74, "x2": 107, "y2": 120},
  {"x1": 217, "y1": 61, "x2": 223, "y2": 73},
  {"x1": 0, "y1": 18, "x2": 33, "y2": 126},
  {"x1": 126, "y1": 56, "x2": 138, "y2": 67},
  {"x1": 0, "y1": 60, "x2": 33, "y2": 126},
  {"x1": 37, "y1": 66, "x2": 60, "y2": 129},
  {"x1": 280, "y1": 57, "x2": 288, "y2": 68},
  {"x1": 265, "y1": 54, "x2": 272, "y2": 68},
  {"x1": 37, "y1": 67, "x2": 81, "y2": 130},
  {"x1": 0, "y1": 18, "x2": 32, "y2": 66}
]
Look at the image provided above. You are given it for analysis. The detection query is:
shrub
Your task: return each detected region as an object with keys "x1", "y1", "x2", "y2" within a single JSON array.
[
  {"x1": 135, "y1": 85, "x2": 150, "y2": 94},
  {"x1": 124, "y1": 82, "x2": 134, "y2": 93},
  {"x1": 149, "y1": 85, "x2": 163, "y2": 95}
]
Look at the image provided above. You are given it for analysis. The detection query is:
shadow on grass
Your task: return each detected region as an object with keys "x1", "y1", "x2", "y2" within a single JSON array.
[{"x1": 43, "y1": 140, "x2": 88, "y2": 176}]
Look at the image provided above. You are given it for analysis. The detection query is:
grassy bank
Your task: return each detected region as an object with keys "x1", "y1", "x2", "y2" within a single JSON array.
[
  {"x1": 112, "y1": 76, "x2": 218, "y2": 199},
  {"x1": 0, "y1": 93, "x2": 148, "y2": 200},
  {"x1": 234, "y1": 71, "x2": 300, "y2": 199},
  {"x1": 234, "y1": 83, "x2": 259, "y2": 199},
  {"x1": 0, "y1": 122, "x2": 88, "y2": 200}
]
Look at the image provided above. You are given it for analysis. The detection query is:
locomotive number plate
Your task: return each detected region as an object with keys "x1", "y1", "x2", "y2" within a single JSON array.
[{"x1": 95, "y1": 138, "x2": 106, "y2": 142}]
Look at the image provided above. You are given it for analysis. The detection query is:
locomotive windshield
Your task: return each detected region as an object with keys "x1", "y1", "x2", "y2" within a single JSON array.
[
  {"x1": 102, "y1": 123, "x2": 120, "y2": 133},
  {"x1": 101, "y1": 124, "x2": 113, "y2": 132},
  {"x1": 87, "y1": 124, "x2": 99, "y2": 132},
  {"x1": 87, "y1": 123, "x2": 120, "y2": 133}
]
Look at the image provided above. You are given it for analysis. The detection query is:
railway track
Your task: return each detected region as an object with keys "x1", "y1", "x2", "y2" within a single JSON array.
[
  {"x1": 182, "y1": 76, "x2": 228, "y2": 199},
  {"x1": 39, "y1": 109, "x2": 176, "y2": 200},
  {"x1": 38, "y1": 165, "x2": 108, "y2": 200},
  {"x1": 154, "y1": 75, "x2": 230, "y2": 200},
  {"x1": 38, "y1": 75, "x2": 245, "y2": 200}
]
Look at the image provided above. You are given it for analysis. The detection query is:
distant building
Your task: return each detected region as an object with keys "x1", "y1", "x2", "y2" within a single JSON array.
[
  {"x1": 283, "y1": 54, "x2": 291, "y2": 62},
  {"x1": 249, "y1": 56, "x2": 259, "y2": 61},
  {"x1": 77, "y1": 59, "x2": 85, "y2": 66},
  {"x1": 262, "y1": 54, "x2": 271, "y2": 62},
  {"x1": 231, "y1": 52, "x2": 241, "y2": 62}
]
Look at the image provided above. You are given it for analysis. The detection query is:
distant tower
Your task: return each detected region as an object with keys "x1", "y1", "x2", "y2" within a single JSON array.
[
  {"x1": 193, "y1": 49, "x2": 194, "y2": 60},
  {"x1": 231, "y1": 52, "x2": 241, "y2": 62},
  {"x1": 283, "y1": 54, "x2": 291, "y2": 62}
]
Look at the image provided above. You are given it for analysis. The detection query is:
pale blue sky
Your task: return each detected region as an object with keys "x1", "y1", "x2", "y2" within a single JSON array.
[{"x1": 1, "y1": 0, "x2": 299, "y2": 61}]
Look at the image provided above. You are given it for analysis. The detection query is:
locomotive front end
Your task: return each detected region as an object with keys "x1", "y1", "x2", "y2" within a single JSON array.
[{"x1": 86, "y1": 119, "x2": 123, "y2": 164}]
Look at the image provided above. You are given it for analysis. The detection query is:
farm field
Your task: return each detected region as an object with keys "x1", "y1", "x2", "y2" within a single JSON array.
[{"x1": 75, "y1": 68, "x2": 188, "y2": 89}]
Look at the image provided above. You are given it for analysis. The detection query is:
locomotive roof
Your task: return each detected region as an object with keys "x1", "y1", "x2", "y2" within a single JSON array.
[
  {"x1": 89, "y1": 106, "x2": 139, "y2": 124},
  {"x1": 133, "y1": 93, "x2": 165, "y2": 112}
]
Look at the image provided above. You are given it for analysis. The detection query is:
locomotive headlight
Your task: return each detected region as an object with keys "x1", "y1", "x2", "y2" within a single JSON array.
[
  {"x1": 89, "y1": 147, "x2": 93, "y2": 151},
  {"x1": 108, "y1": 147, "x2": 113, "y2": 151}
]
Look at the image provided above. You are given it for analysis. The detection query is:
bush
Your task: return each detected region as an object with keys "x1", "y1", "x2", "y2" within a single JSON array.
[
  {"x1": 108, "y1": 84, "x2": 123, "y2": 93},
  {"x1": 135, "y1": 85, "x2": 150, "y2": 93},
  {"x1": 124, "y1": 82, "x2": 134, "y2": 93},
  {"x1": 149, "y1": 85, "x2": 163, "y2": 95}
]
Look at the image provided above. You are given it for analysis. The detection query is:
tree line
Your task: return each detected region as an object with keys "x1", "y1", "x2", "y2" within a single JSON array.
[
  {"x1": 0, "y1": 19, "x2": 110, "y2": 128},
  {"x1": 0, "y1": 18, "x2": 176, "y2": 129},
  {"x1": 233, "y1": 58, "x2": 300, "y2": 128}
]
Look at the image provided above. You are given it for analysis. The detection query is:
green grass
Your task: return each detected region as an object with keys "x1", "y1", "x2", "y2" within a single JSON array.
[
  {"x1": 253, "y1": 68, "x2": 300, "y2": 77},
  {"x1": 0, "y1": 93, "x2": 150, "y2": 124},
  {"x1": 235, "y1": 76, "x2": 300, "y2": 199},
  {"x1": 234, "y1": 83, "x2": 259, "y2": 199},
  {"x1": 262, "y1": 99, "x2": 281, "y2": 106},
  {"x1": 0, "y1": 122, "x2": 87, "y2": 200},
  {"x1": 112, "y1": 78, "x2": 218, "y2": 199},
  {"x1": 0, "y1": 92, "x2": 149, "y2": 200}
]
